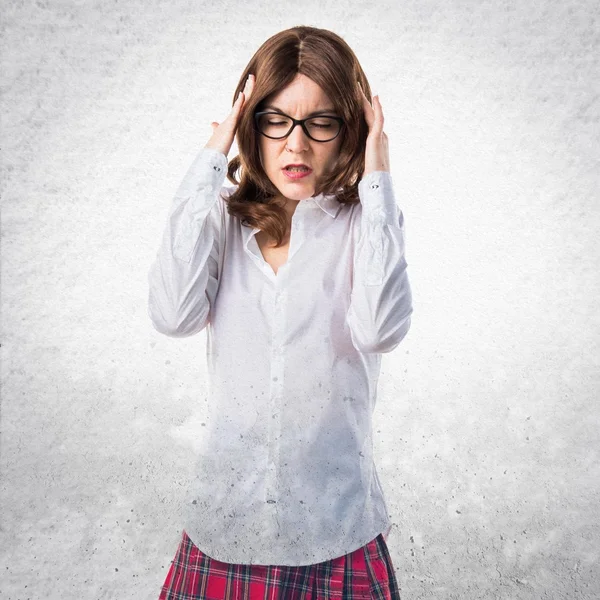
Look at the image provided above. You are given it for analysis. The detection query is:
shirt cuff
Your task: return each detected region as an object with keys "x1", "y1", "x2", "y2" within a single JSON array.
[
  {"x1": 180, "y1": 148, "x2": 229, "y2": 218},
  {"x1": 357, "y1": 171, "x2": 399, "y2": 224},
  {"x1": 189, "y1": 147, "x2": 228, "y2": 192}
]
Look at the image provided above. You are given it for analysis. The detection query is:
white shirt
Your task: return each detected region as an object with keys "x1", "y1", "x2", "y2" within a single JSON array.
[{"x1": 147, "y1": 146, "x2": 413, "y2": 566}]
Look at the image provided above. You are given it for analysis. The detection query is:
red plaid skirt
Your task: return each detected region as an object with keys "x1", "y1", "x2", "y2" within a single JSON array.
[{"x1": 158, "y1": 529, "x2": 401, "y2": 599}]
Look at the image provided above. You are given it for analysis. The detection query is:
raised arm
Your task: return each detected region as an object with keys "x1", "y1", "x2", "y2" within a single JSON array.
[
  {"x1": 345, "y1": 84, "x2": 413, "y2": 353},
  {"x1": 346, "y1": 171, "x2": 413, "y2": 353},
  {"x1": 147, "y1": 148, "x2": 229, "y2": 337},
  {"x1": 147, "y1": 74, "x2": 255, "y2": 337}
]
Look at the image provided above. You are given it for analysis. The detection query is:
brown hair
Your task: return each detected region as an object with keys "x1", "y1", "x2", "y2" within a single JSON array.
[{"x1": 225, "y1": 26, "x2": 373, "y2": 247}]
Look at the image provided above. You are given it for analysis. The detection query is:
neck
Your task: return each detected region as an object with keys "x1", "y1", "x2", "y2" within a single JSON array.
[{"x1": 272, "y1": 195, "x2": 300, "y2": 218}]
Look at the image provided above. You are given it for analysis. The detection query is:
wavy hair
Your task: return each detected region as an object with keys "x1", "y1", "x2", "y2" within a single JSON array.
[{"x1": 224, "y1": 26, "x2": 373, "y2": 247}]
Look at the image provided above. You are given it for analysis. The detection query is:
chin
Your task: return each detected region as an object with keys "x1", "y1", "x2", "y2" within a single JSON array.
[
  {"x1": 277, "y1": 177, "x2": 315, "y2": 199},
  {"x1": 286, "y1": 187, "x2": 314, "y2": 200},
  {"x1": 281, "y1": 188, "x2": 314, "y2": 202}
]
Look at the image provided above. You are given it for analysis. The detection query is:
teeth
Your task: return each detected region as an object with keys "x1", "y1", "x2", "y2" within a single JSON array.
[{"x1": 286, "y1": 166, "x2": 309, "y2": 172}]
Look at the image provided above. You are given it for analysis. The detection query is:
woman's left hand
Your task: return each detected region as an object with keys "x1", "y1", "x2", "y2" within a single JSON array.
[{"x1": 358, "y1": 82, "x2": 390, "y2": 178}]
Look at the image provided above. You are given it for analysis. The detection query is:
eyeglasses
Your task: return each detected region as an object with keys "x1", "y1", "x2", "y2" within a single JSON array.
[{"x1": 254, "y1": 111, "x2": 345, "y2": 142}]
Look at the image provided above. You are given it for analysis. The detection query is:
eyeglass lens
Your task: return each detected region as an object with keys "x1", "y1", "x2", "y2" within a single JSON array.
[{"x1": 256, "y1": 113, "x2": 341, "y2": 141}]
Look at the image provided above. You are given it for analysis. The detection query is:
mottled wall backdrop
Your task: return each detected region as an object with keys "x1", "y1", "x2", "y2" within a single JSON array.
[{"x1": 2, "y1": 0, "x2": 598, "y2": 598}]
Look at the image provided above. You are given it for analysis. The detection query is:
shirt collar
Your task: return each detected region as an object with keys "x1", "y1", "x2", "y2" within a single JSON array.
[
  {"x1": 311, "y1": 192, "x2": 343, "y2": 218},
  {"x1": 240, "y1": 193, "x2": 342, "y2": 248}
]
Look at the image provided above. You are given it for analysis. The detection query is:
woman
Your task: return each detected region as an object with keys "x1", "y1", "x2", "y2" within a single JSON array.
[{"x1": 149, "y1": 25, "x2": 413, "y2": 600}]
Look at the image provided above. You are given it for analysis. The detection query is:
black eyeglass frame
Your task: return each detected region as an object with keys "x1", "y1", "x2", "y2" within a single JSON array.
[{"x1": 253, "y1": 111, "x2": 345, "y2": 142}]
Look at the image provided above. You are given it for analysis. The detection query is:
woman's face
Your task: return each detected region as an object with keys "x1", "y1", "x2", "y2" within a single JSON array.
[{"x1": 257, "y1": 73, "x2": 343, "y2": 204}]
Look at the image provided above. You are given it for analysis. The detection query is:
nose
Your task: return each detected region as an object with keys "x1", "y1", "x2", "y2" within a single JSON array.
[{"x1": 285, "y1": 122, "x2": 310, "y2": 152}]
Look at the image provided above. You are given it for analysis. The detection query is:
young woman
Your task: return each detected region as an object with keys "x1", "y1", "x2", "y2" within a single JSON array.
[{"x1": 149, "y1": 25, "x2": 413, "y2": 600}]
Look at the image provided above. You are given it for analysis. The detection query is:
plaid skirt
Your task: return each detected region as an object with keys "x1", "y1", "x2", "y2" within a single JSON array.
[{"x1": 158, "y1": 529, "x2": 401, "y2": 599}]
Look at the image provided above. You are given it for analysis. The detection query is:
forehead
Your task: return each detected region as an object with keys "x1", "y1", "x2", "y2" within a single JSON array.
[{"x1": 264, "y1": 73, "x2": 335, "y2": 111}]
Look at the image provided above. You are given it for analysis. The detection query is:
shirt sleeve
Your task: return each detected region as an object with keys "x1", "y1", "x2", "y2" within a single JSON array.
[
  {"x1": 147, "y1": 147, "x2": 229, "y2": 337},
  {"x1": 345, "y1": 171, "x2": 414, "y2": 353}
]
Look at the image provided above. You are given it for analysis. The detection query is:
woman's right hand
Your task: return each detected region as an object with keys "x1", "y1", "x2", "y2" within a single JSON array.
[{"x1": 204, "y1": 74, "x2": 255, "y2": 157}]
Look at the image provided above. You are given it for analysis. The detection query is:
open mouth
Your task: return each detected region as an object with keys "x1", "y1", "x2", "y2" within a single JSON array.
[{"x1": 283, "y1": 164, "x2": 313, "y2": 179}]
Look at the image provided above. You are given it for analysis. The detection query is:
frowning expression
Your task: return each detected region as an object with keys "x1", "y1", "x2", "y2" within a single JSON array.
[{"x1": 257, "y1": 73, "x2": 344, "y2": 203}]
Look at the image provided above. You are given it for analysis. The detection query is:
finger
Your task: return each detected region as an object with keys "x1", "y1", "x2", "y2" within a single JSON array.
[
  {"x1": 238, "y1": 74, "x2": 253, "y2": 105},
  {"x1": 230, "y1": 74, "x2": 252, "y2": 114},
  {"x1": 229, "y1": 90, "x2": 244, "y2": 119},
  {"x1": 372, "y1": 95, "x2": 384, "y2": 134},
  {"x1": 357, "y1": 81, "x2": 375, "y2": 128},
  {"x1": 357, "y1": 81, "x2": 371, "y2": 107},
  {"x1": 244, "y1": 73, "x2": 254, "y2": 101}
]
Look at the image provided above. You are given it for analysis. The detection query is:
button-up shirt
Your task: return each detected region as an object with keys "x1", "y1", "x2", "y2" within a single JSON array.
[{"x1": 147, "y1": 146, "x2": 413, "y2": 566}]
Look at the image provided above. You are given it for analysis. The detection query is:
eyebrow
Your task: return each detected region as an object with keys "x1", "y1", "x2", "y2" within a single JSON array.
[{"x1": 262, "y1": 105, "x2": 338, "y2": 117}]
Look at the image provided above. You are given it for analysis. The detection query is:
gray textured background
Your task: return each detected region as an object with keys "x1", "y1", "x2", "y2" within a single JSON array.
[{"x1": 2, "y1": 0, "x2": 599, "y2": 598}]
